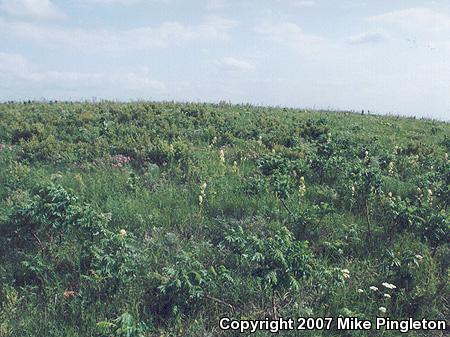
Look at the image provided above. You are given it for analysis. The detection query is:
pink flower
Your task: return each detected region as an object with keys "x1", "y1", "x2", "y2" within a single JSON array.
[{"x1": 111, "y1": 154, "x2": 132, "y2": 168}]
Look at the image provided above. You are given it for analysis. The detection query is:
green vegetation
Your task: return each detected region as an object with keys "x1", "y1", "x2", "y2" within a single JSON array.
[{"x1": 0, "y1": 101, "x2": 449, "y2": 336}]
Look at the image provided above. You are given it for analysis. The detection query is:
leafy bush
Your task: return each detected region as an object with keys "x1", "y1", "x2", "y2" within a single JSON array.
[{"x1": 224, "y1": 225, "x2": 312, "y2": 316}]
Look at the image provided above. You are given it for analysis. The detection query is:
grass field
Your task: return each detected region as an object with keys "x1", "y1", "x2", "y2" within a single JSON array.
[{"x1": 0, "y1": 101, "x2": 449, "y2": 336}]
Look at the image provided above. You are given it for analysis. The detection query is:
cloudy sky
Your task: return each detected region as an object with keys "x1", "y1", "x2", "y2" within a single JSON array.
[{"x1": 0, "y1": 0, "x2": 449, "y2": 119}]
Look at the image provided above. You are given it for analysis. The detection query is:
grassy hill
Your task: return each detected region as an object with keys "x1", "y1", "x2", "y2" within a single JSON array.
[{"x1": 0, "y1": 102, "x2": 448, "y2": 336}]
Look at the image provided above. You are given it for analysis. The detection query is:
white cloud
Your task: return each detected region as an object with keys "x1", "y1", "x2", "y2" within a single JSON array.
[
  {"x1": 0, "y1": 0, "x2": 66, "y2": 21},
  {"x1": 192, "y1": 15, "x2": 239, "y2": 40},
  {"x1": 0, "y1": 52, "x2": 101, "y2": 85},
  {"x1": 77, "y1": 0, "x2": 170, "y2": 5},
  {"x1": 26, "y1": 71, "x2": 102, "y2": 83},
  {"x1": 0, "y1": 15, "x2": 238, "y2": 52},
  {"x1": 206, "y1": 0, "x2": 227, "y2": 10},
  {"x1": 0, "y1": 52, "x2": 165, "y2": 96},
  {"x1": 0, "y1": 52, "x2": 28, "y2": 72},
  {"x1": 83, "y1": 0, "x2": 140, "y2": 3},
  {"x1": 291, "y1": 0, "x2": 316, "y2": 8},
  {"x1": 370, "y1": 7, "x2": 450, "y2": 33},
  {"x1": 123, "y1": 71, "x2": 166, "y2": 91},
  {"x1": 216, "y1": 56, "x2": 255, "y2": 71},
  {"x1": 254, "y1": 21, "x2": 336, "y2": 56},
  {"x1": 347, "y1": 31, "x2": 388, "y2": 45}
]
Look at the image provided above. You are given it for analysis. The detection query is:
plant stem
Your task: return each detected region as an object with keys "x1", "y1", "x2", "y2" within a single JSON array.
[
  {"x1": 203, "y1": 294, "x2": 235, "y2": 310},
  {"x1": 280, "y1": 198, "x2": 294, "y2": 217},
  {"x1": 272, "y1": 290, "x2": 278, "y2": 319},
  {"x1": 365, "y1": 199, "x2": 372, "y2": 241}
]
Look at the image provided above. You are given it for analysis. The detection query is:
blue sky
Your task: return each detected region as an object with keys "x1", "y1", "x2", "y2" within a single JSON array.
[{"x1": 0, "y1": 0, "x2": 449, "y2": 119}]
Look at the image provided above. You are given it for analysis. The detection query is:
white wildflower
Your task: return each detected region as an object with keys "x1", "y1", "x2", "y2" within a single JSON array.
[
  {"x1": 394, "y1": 145, "x2": 399, "y2": 155},
  {"x1": 384, "y1": 293, "x2": 391, "y2": 299},
  {"x1": 232, "y1": 161, "x2": 239, "y2": 173},
  {"x1": 369, "y1": 286, "x2": 378, "y2": 291},
  {"x1": 379, "y1": 307, "x2": 387, "y2": 314},
  {"x1": 199, "y1": 182, "x2": 207, "y2": 206},
  {"x1": 388, "y1": 162, "x2": 394, "y2": 175},
  {"x1": 415, "y1": 254, "x2": 423, "y2": 261},
  {"x1": 357, "y1": 288, "x2": 364, "y2": 294},
  {"x1": 119, "y1": 229, "x2": 127, "y2": 237},
  {"x1": 341, "y1": 268, "x2": 350, "y2": 279},
  {"x1": 417, "y1": 187, "x2": 423, "y2": 199},
  {"x1": 299, "y1": 176, "x2": 306, "y2": 197},
  {"x1": 382, "y1": 282, "x2": 397, "y2": 290}
]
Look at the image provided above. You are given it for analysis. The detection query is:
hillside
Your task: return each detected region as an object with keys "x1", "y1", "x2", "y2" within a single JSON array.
[{"x1": 0, "y1": 102, "x2": 449, "y2": 336}]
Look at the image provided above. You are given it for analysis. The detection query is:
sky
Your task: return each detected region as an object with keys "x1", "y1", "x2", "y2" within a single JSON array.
[{"x1": 0, "y1": 0, "x2": 449, "y2": 120}]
